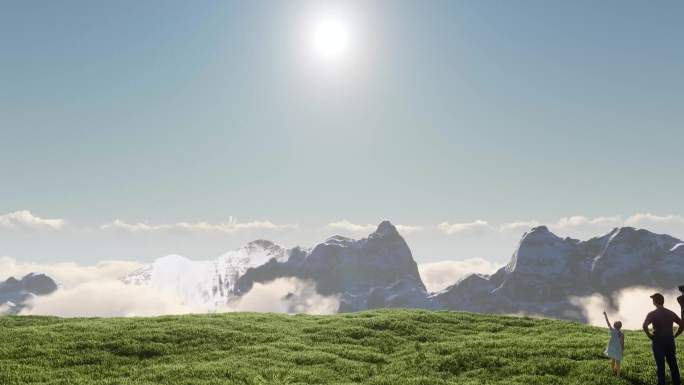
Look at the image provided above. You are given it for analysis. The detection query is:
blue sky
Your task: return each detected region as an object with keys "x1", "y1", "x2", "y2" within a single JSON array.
[{"x1": 1, "y1": 1, "x2": 683, "y2": 264}]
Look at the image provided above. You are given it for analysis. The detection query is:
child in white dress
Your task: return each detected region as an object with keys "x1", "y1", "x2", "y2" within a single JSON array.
[{"x1": 603, "y1": 311, "x2": 624, "y2": 376}]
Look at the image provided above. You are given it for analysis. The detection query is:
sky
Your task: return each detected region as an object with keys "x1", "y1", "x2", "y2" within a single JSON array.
[{"x1": 1, "y1": 1, "x2": 683, "y2": 267}]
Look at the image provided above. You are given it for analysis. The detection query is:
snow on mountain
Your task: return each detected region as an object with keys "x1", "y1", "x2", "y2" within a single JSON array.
[
  {"x1": 123, "y1": 240, "x2": 287, "y2": 308},
  {"x1": 433, "y1": 226, "x2": 684, "y2": 322},
  {"x1": 238, "y1": 221, "x2": 434, "y2": 312},
  {"x1": 120, "y1": 222, "x2": 684, "y2": 322}
]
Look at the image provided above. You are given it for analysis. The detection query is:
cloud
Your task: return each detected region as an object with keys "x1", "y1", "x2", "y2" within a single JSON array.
[
  {"x1": 553, "y1": 216, "x2": 621, "y2": 231},
  {"x1": 326, "y1": 220, "x2": 375, "y2": 233},
  {"x1": 325, "y1": 220, "x2": 422, "y2": 235},
  {"x1": 437, "y1": 220, "x2": 491, "y2": 235},
  {"x1": 20, "y1": 276, "x2": 339, "y2": 317},
  {"x1": 226, "y1": 278, "x2": 339, "y2": 315},
  {"x1": 395, "y1": 225, "x2": 423, "y2": 235},
  {"x1": 418, "y1": 259, "x2": 501, "y2": 292},
  {"x1": 0, "y1": 257, "x2": 144, "y2": 288},
  {"x1": 0, "y1": 210, "x2": 65, "y2": 230},
  {"x1": 500, "y1": 215, "x2": 621, "y2": 235},
  {"x1": 5, "y1": 256, "x2": 338, "y2": 317},
  {"x1": 500, "y1": 213, "x2": 684, "y2": 238},
  {"x1": 21, "y1": 281, "x2": 199, "y2": 317},
  {"x1": 499, "y1": 221, "x2": 541, "y2": 232},
  {"x1": 572, "y1": 287, "x2": 682, "y2": 330},
  {"x1": 624, "y1": 213, "x2": 684, "y2": 236},
  {"x1": 101, "y1": 217, "x2": 298, "y2": 234}
]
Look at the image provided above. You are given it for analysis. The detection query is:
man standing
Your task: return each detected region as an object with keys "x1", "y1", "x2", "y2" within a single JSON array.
[
  {"x1": 677, "y1": 285, "x2": 684, "y2": 320},
  {"x1": 643, "y1": 293, "x2": 683, "y2": 385}
]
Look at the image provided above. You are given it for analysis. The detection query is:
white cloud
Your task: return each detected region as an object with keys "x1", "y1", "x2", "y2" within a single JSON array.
[
  {"x1": 553, "y1": 215, "x2": 621, "y2": 231},
  {"x1": 101, "y1": 217, "x2": 298, "y2": 234},
  {"x1": 500, "y1": 215, "x2": 622, "y2": 235},
  {"x1": 624, "y1": 213, "x2": 684, "y2": 236},
  {"x1": 0, "y1": 210, "x2": 65, "y2": 230},
  {"x1": 21, "y1": 281, "x2": 200, "y2": 317},
  {"x1": 325, "y1": 220, "x2": 422, "y2": 235},
  {"x1": 499, "y1": 221, "x2": 541, "y2": 232},
  {"x1": 226, "y1": 278, "x2": 339, "y2": 315},
  {"x1": 625, "y1": 213, "x2": 684, "y2": 226},
  {"x1": 572, "y1": 287, "x2": 682, "y2": 330},
  {"x1": 19, "y1": 275, "x2": 339, "y2": 317},
  {"x1": 325, "y1": 220, "x2": 375, "y2": 233},
  {"x1": 499, "y1": 213, "x2": 684, "y2": 238},
  {"x1": 4, "y1": 256, "x2": 338, "y2": 317},
  {"x1": 418, "y1": 259, "x2": 501, "y2": 292},
  {"x1": 0, "y1": 257, "x2": 143, "y2": 288},
  {"x1": 437, "y1": 220, "x2": 491, "y2": 235},
  {"x1": 395, "y1": 225, "x2": 423, "y2": 235}
]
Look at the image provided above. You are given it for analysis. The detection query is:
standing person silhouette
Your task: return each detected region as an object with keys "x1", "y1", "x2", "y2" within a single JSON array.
[
  {"x1": 643, "y1": 293, "x2": 684, "y2": 385},
  {"x1": 677, "y1": 285, "x2": 684, "y2": 320}
]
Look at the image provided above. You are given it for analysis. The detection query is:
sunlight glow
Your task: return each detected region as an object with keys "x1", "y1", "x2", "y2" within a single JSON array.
[{"x1": 311, "y1": 17, "x2": 351, "y2": 60}]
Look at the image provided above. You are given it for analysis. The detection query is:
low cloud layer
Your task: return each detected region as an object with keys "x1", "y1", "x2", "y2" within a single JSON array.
[
  {"x1": 22, "y1": 281, "x2": 200, "y2": 317},
  {"x1": 572, "y1": 287, "x2": 682, "y2": 330},
  {"x1": 419, "y1": 259, "x2": 501, "y2": 292},
  {"x1": 227, "y1": 278, "x2": 339, "y2": 314},
  {"x1": 0, "y1": 210, "x2": 65, "y2": 231},
  {"x1": 101, "y1": 218, "x2": 298, "y2": 234},
  {"x1": 440, "y1": 213, "x2": 684, "y2": 240},
  {"x1": 22, "y1": 277, "x2": 339, "y2": 317},
  {"x1": 0, "y1": 256, "x2": 143, "y2": 288},
  {"x1": 325, "y1": 220, "x2": 422, "y2": 235},
  {"x1": 437, "y1": 220, "x2": 491, "y2": 235},
  {"x1": 5, "y1": 256, "x2": 339, "y2": 317}
]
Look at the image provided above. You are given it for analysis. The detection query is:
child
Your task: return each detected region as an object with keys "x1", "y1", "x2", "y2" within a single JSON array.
[{"x1": 603, "y1": 311, "x2": 624, "y2": 376}]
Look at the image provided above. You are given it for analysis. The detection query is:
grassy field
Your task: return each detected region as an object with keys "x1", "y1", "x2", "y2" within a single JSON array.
[{"x1": 0, "y1": 309, "x2": 675, "y2": 385}]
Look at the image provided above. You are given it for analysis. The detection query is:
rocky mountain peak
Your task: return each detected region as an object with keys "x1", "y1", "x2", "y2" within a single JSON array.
[
  {"x1": 370, "y1": 220, "x2": 399, "y2": 239},
  {"x1": 0, "y1": 273, "x2": 58, "y2": 315},
  {"x1": 529, "y1": 225, "x2": 550, "y2": 234}
]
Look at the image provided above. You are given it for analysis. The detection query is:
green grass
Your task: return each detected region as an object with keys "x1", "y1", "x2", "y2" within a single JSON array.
[{"x1": 0, "y1": 309, "x2": 674, "y2": 384}]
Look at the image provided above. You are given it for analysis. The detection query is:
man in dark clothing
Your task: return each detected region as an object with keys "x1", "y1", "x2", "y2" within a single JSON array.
[
  {"x1": 643, "y1": 293, "x2": 684, "y2": 385},
  {"x1": 677, "y1": 285, "x2": 684, "y2": 320}
]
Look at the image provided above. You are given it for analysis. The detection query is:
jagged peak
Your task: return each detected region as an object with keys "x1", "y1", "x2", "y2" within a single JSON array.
[
  {"x1": 520, "y1": 225, "x2": 561, "y2": 244},
  {"x1": 245, "y1": 239, "x2": 277, "y2": 248},
  {"x1": 242, "y1": 239, "x2": 283, "y2": 254},
  {"x1": 371, "y1": 220, "x2": 399, "y2": 238},
  {"x1": 605, "y1": 226, "x2": 676, "y2": 244},
  {"x1": 3, "y1": 276, "x2": 19, "y2": 284},
  {"x1": 529, "y1": 225, "x2": 550, "y2": 233},
  {"x1": 21, "y1": 272, "x2": 46, "y2": 280},
  {"x1": 321, "y1": 234, "x2": 356, "y2": 247}
]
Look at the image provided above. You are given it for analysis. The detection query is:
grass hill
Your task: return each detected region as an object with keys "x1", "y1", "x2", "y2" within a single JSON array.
[{"x1": 0, "y1": 309, "x2": 672, "y2": 385}]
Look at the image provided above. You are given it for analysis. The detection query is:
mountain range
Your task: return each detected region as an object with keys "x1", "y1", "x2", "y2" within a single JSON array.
[
  {"x1": 122, "y1": 221, "x2": 684, "y2": 322},
  {"x1": 432, "y1": 225, "x2": 684, "y2": 320},
  {"x1": 5, "y1": 221, "x2": 683, "y2": 321}
]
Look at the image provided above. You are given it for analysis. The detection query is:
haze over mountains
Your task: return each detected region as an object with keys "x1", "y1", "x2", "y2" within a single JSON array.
[{"x1": 3, "y1": 221, "x2": 683, "y2": 322}]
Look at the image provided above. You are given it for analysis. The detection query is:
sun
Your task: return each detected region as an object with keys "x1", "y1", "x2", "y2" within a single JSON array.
[{"x1": 311, "y1": 16, "x2": 351, "y2": 60}]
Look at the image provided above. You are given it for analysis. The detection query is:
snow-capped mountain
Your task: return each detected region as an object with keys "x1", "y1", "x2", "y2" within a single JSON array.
[
  {"x1": 0, "y1": 273, "x2": 58, "y2": 315},
  {"x1": 432, "y1": 226, "x2": 684, "y2": 321},
  {"x1": 238, "y1": 221, "x2": 435, "y2": 311},
  {"x1": 123, "y1": 240, "x2": 287, "y2": 308},
  {"x1": 119, "y1": 221, "x2": 684, "y2": 322}
]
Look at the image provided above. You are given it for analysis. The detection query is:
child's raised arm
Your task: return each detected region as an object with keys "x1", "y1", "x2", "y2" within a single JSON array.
[{"x1": 603, "y1": 311, "x2": 613, "y2": 329}]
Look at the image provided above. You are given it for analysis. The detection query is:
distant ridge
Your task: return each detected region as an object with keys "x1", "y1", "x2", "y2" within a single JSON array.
[
  {"x1": 119, "y1": 221, "x2": 684, "y2": 322},
  {"x1": 0, "y1": 273, "x2": 58, "y2": 314}
]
